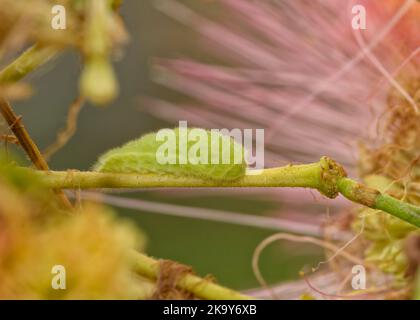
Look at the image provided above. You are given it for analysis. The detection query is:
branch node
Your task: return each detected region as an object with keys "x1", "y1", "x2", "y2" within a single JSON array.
[{"x1": 318, "y1": 156, "x2": 347, "y2": 198}]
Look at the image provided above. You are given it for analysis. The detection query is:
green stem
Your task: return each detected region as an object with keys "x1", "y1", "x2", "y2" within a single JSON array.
[
  {"x1": 130, "y1": 251, "x2": 253, "y2": 300},
  {"x1": 28, "y1": 156, "x2": 420, "y2": 228},
  {"x1": 337, "y1": 178, "x2": 420, "y2": 228},
  {"x1": 0, "y1": 44, "x2": 59, "y2": 84},
  {"x1": 32, "y1": 157, "x2": 344, "y2": 196},
  {"x1": 80, "y1": 0, "x2": 118, "y2": 105}
]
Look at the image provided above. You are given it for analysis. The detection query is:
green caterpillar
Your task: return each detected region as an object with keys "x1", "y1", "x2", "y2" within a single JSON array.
[{"x1": 93, "y1": 128, "x2": 247, "y2": 181}]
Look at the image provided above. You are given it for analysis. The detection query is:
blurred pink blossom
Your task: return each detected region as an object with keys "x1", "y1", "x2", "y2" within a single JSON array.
[
  {"x1": 148, "y1": 0, "x2": 419, "y2": 169},
  {"x1": 141, "y1": 0, "x2": 420, "y2": 223}
]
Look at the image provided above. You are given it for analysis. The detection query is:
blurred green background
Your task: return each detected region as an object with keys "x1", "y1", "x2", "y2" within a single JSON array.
[{"x1": 10, "y1": 0, "x2": 321, "y2": 290}]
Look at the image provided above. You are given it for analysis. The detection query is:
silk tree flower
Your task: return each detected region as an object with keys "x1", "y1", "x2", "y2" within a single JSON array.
[
  {"x1": 145, "y1": 0, "x2": 420, "y2": 296},
  {"x1": 0, "y1": 162, "x2": 149, "y2": 299}
]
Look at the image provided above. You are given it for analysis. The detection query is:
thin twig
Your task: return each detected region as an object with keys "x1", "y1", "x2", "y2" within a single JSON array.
[
  {"x1": 43, "y1": 96, "x2": 85, "y2": 161},
  {"x1": 0, "y1": 97, "x2": 72, "y2": 208},
  {"x1": 0, "y1": 134, "x2": 19, "y2": 145},
  {"x1": 251, "y1": 233, "x2": 368, "y2": 299}
]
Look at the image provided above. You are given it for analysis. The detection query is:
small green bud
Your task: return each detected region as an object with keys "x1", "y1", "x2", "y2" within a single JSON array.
[{"x1": 80, "y1": 57, "x2": 118, "y2": 105}]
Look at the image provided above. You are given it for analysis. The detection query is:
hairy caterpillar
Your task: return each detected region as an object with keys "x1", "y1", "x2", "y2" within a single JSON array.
[{"x1": 93, "y1": 128, "x2": 247, "y2": 181}]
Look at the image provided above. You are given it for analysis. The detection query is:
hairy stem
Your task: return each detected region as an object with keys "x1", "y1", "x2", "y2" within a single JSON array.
[
  {"x1": 130, "y1": 251, "x2": 252, "y2": 300},
  {"x1": 29, "y1": 156, "x2": 420, "y2": 227}
]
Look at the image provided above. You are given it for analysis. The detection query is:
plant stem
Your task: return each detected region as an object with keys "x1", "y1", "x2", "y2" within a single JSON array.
[
  {"x1": 0, "y1": 44, "x2": 59, "y2": 83},
  {"x1": 0, "y1": 98, "x2": 72, "y2": 208},
  {"x1": 30, "y1": 156, "x2": 420, "y2": 228},
  {"x1": 130, "y1": 251, "x2": 253, "y2": 300},
  {"x1": 337, "y1": 178, "x2": 420, "y2": 228},
  {"x1": 33, "y1": 157, "x2": 344, "y2": 196},
  {"x1": 80, "y1": 0, "x2": 118, "y2": 105},
  {"x1": 0, "y1": 43, "x2": 71, "y2": 208}
]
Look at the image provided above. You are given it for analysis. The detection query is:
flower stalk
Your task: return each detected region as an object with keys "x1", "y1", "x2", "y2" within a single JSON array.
[{"x1": 80, "y1": 0, "x2": 118, "y2": 105}]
